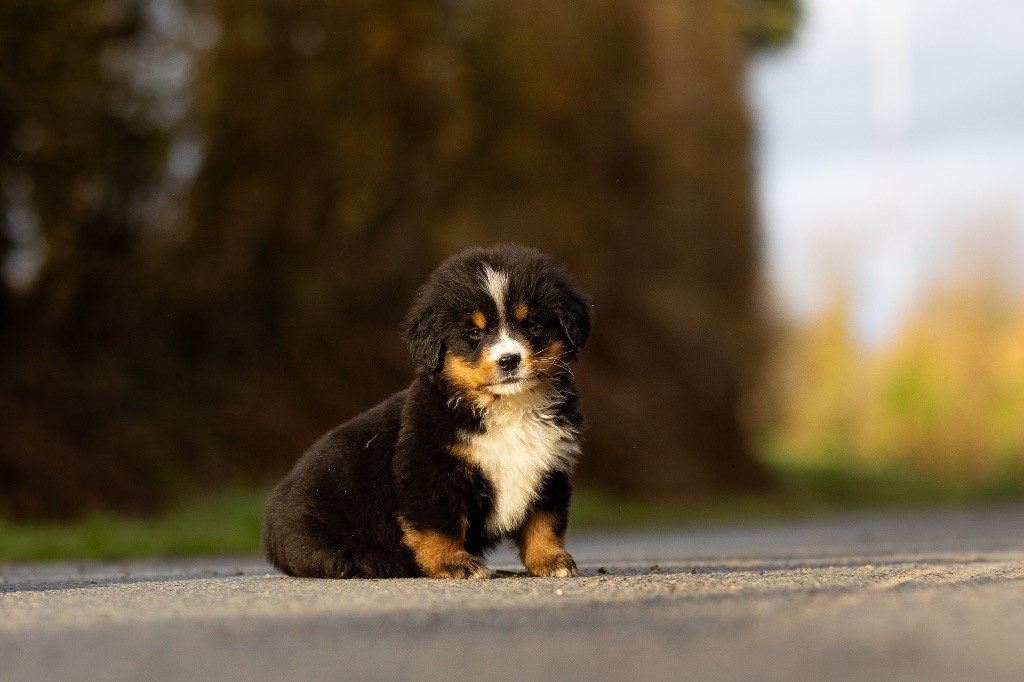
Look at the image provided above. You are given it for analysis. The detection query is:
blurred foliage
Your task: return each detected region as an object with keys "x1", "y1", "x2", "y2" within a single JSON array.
[
  {"x1": 1, "y1": 0, "x2": 789, "y2": 520},
  {"x1": 742, "y1": 0, "x2": 800, "y2": 49},
  {"x1": 0, "y1": 487, "x2": 266, "y2": 561},
  {"x1": 769, "y1": 270, "x2": 1024, "y2": 485},
  {"x1": 1, "y1": 0, "x2": 179, "y2": 518}
]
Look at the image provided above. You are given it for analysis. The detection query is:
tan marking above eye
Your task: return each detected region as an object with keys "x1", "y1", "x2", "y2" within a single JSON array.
[
  {"x1": 471, "y1": 310, "x2": 487, "y2": 329},
  {"x1": 513, "y1": 302, "x2": 529, "y2": 322}
]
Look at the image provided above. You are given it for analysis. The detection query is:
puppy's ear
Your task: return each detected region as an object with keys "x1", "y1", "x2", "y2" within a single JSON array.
[
  {"x1": 402, "y1": 299, "x2": 445, "y2": 373},
  {"x1": 554, "y1": 285, "x2": 592, "y2": 351}
]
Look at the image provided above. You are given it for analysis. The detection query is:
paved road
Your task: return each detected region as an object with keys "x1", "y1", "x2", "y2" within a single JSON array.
[{"x1": 3, "y1": 506, "x2": 1024, "y2": 681}]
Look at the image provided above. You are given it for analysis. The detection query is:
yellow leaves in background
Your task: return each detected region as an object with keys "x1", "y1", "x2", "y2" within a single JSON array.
[{"x1": 772, "y1": 278, "x2": 1024, "y2": 483}]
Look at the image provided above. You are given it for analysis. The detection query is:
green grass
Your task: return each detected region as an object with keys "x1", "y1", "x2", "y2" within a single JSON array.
[
  {"x1": 570, "y1": 461, "x2": 1024, "y2": 530},
  {"x1": 0, "y1": 488, "x2": 266, "y2": 562},
  {"x1": 2, "y1": 463, "x2": 1023, "y2": 562}
]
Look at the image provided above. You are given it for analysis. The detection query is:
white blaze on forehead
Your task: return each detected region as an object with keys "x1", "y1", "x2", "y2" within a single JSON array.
[{"x1": 481, "y1": 264, "x2": 509, "y2": 326}]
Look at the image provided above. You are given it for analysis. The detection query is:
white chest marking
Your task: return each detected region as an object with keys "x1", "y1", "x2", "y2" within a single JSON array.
[{"x1": 461, "y1": 392, "x2": 579, "y2": 536}]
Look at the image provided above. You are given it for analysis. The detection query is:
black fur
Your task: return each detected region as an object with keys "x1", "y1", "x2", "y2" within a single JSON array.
[{"x1": 263, "y1": 244, "x2": 591, "y2": 578}]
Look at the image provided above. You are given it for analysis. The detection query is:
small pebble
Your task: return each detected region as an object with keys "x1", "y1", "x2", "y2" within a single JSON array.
[
  {"x1": 649, "y1": 564, "x2": 661, "y2": 574},
  {"x1": 691, "y1": 567, "x2": 699, "y2": 575},
  {"x1": 597, "y1": 567, "x2": 608, "y2": 575},
  {"x1": 555, "y1": 588, "x2": 563, "y2": 596}
]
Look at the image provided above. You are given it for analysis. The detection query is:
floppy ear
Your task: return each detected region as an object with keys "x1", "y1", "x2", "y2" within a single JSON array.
[
  {"x1": 554, "y1": 285, "x2": 592, "y2": 351},
  {"x1": 402, "y1": 299, "x2": 445, "y2": 373}
]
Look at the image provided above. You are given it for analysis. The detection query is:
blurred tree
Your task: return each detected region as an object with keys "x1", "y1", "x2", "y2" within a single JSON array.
[
  {"x1": 173, "y1": 0, "x2": 453, "y2": 479},
  {"x1": 181, "y1": 0, "x2": 787, "y2": 496},
  {"x1": 0, "y1": 0, "x2": 175, "y2": 517},
  {"x1": 438, "y1": 0, "x2": 778, "y2": 494},
  {"x1": 742, "y1": 0, "x2": 801, "y2": 49},
  {"x1": 1, "y1": 0, "x2": 798, "y2": 518}
]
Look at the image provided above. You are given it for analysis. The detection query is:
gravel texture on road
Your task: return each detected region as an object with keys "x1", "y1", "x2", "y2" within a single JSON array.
[{"x1": 3, "y1": 506, "x2": 1024, "y2": 681}]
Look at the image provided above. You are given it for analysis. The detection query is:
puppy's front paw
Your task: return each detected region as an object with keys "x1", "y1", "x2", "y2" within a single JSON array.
[
  {"x1": 431, "y1": 552, "x2": 490, "y2": 580},
  {"x1": 527, "y1": 551, "x2": 577, "y2": 578}
]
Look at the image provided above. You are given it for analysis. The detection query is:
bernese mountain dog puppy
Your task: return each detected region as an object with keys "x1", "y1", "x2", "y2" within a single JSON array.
[{"x1": 263, "y1": 244, "x2": 591, "y2": 579}]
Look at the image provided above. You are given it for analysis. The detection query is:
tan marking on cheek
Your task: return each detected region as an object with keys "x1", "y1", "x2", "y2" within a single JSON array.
[
  {"x1": 533, "y1": 339, "x2": 566, "y2": 377},
  {"x1": 542, "y1": 339, "x2": 565, "y2": 358},
  {"x1": 443, "y1": 355, "x2": 499, "y2": 409},
  {"x1": 513, "y1": 302, "x2": 529, "y2": 322},
  {"x1": 443, "y1": 355, "x2": 494, "y2": 392},
  {"x1": 471, "y1": 310, "x2": 487, "y2": 329},
  {"x1": 514, "y1": 510, "x2": 566, "y2": 570}
]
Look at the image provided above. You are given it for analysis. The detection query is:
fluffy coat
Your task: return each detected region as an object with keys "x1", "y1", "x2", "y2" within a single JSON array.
[{"x1": 262, "y1": 245, "x2": 591, "y2": 579}]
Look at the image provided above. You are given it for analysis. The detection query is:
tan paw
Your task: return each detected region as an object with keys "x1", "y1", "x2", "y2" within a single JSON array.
[
  {"x1": 527, "y1": 551, "x2": 577, "y2": 578},
  {"x1": 429, "y1": 552, "x2": 490, "y2": 580}
]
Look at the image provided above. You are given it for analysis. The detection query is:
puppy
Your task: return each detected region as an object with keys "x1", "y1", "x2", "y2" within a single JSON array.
[{"x1": 263, "y1": 244, "x2": 591, "y2": 579}]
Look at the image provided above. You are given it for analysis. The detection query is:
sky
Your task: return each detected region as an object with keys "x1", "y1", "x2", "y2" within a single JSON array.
[{"x1": 750, "y1": 0, "x2": 1024, "y2": 344}]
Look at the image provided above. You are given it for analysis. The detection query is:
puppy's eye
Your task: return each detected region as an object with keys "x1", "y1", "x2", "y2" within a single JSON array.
[
  {"x1": 467, "y1": 328, "x2": 484, "y2": 341},
  {"x1": 523, "y1": 319, "x2": 544, "y2": 335}
]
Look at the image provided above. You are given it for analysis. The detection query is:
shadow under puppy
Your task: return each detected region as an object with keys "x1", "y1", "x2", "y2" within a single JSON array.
[{"x1": 263, "y1": 244, "x2": 592, "y2": 579}]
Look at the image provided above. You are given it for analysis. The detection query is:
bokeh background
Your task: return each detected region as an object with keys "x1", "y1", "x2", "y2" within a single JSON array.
[
  {"x1": 2, "y1": 0, "x2": 1022, "y2": 541},
  {"x1": 756, "y1": 0, "x2": 1024, "y2": 492}
]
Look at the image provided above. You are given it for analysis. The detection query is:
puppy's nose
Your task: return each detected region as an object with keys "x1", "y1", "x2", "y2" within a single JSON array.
[{"x1": 497, "y1": 353, "x2": 521, "y2": 372}]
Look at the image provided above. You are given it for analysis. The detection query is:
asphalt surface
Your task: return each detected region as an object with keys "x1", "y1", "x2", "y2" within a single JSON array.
[{"x1": 3, "y1": 506, "x2": 1024, "y2": 681}]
